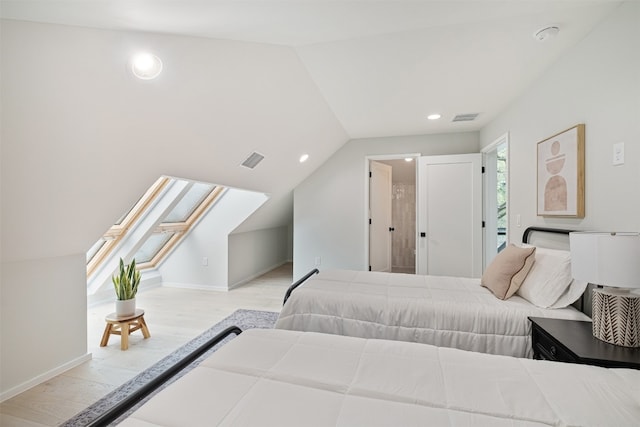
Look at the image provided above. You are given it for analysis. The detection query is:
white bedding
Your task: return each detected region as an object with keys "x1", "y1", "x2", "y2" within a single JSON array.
[
  {"x1": 121, "y1": 328, "x2": 640, "y2": 427},
  {"x1": 275, "y1": 269, "x2": 590, "y2": 358}
]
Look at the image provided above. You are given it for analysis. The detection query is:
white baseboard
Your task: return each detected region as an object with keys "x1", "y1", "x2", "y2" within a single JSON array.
[
  {"x1": 124, "y1": 261, "x2": 290, "y2": 293},
  {"x1": 228, "y1": 260, "x2": 289, "y2": 290},
  {"x1": 162, "y1": 282, "x2": 229, "y2": 292},
  {"x1": 0, "y1": 352, "x2": 92, "y2": 403}
]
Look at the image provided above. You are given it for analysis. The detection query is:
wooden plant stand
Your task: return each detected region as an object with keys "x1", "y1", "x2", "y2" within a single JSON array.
[{"x1": 100, "y1": 308, "x2": 150, "y2": 350}]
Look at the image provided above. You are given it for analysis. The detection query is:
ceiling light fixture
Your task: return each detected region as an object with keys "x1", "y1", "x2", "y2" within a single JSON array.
[
  {"x1": 427, "y1": 114, "x2": 441, "y2": 120},
  {"x1": 404, "y1": 158, "x2": 413, "y2": 162},
  {"x1": 534, "y1": 26, "x2": 559, "y2": 42},
  {"x1": 132, "y1": 52, "x2": 163, "y2": 80},
  {"x1": 299, "y1": 154, "x2": 309, "y2": 163}
]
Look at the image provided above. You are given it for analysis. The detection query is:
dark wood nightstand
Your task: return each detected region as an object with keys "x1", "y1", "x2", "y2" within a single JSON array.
[{"x1": 529, "y1": 317, "x2": 640, "y2": 369}]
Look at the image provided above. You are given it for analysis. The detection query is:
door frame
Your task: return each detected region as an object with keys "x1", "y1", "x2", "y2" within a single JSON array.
[
  {"x1": 364, "y1": 153, "x2": 420, "y2": 271},
  {"x1": 481, "y1": 132, "x2": 510, "y2": 270}
]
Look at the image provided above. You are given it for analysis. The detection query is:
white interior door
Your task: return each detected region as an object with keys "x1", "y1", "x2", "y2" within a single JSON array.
[
  {"x1": 417, "y1": 154, "x2": 482, "y2": 277},
  {"x1": 369, "y1": 161, "x2": 392, "y2": 272}
]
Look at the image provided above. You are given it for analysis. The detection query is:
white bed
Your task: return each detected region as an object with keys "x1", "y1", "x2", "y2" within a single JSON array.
[
  {"x1": 276, "y1": 227, "x2": 591, "y2": 358},
  {"x1": 120, "y1": 328, "x2": 640, "y2": 427}
]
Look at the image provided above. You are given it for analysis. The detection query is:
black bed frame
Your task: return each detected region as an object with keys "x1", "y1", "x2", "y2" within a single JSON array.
[
  {"x1": 88, "y1": 226, "x2": 577, "y2": 425},
  {"x1": 283, "y1": 268, "x2": 319, "y2": 305},
  {"x1": 86, "y1": 325, "x2": 243, "y2": 427},
  {"x1": 521, "y1": 226, "x2": 574, "y2": 245}
]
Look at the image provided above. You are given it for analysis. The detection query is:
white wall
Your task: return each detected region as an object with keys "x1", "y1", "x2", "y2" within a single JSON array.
[
  {"x1": 158, "y1": 188, "x2": 268, "y2": 290},
  {"x1": 293, "y1": 132, "x2": 479, "y2": 279},
  {"x1": 0, "y1": 255, "x2": 89, "y2": 400},
  {"x1": 228, "y1": 226, "x2": 290, "y2": 288},
  {"x1": 480, "y1": 1, "x2": 640, "y2": 241},
  {"x1": 0, "y1": 20, "x2": 346, "y2": 397}
]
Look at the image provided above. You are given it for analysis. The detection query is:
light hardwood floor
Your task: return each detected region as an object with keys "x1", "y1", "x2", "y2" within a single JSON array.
[{"x1": 0, "y1": 263, "x2": 293, "y2": 426}]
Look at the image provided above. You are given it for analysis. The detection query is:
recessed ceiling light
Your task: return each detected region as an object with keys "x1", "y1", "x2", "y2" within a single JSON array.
[
  {"x1": 299, "y1": 154, "x2": 309, "y2": 163},
  {"x1": 404, "y1": 158, "x2": 413, "y2": 162},
  {"x1": 132, "y1": 52, "x2": 163, "y2": 80},
  {"x1": 427, "y1": 114, "x2": 441, "y2": 120}
]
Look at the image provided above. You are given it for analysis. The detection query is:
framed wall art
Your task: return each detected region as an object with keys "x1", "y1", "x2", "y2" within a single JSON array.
[{"x1": 536, "y1": 124, "x2": 585, "y2": 217}]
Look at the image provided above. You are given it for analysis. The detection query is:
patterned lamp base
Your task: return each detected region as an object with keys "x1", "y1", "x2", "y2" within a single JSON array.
[{"x1": 592, "y1": 287, "x2": 640, "y2": 348}]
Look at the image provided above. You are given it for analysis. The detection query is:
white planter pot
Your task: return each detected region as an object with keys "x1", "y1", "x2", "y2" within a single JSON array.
[{"x1": 115, "y1": 298, "x2": 136, "y2": 317}]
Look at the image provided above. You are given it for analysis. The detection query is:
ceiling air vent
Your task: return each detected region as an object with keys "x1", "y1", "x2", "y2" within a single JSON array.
[
  {"x1": 240, "y1": 152, "x2": 265, "y2": 169},
  {"x1": 452, "y1": 113, "x2": 479, "y2": 122}
]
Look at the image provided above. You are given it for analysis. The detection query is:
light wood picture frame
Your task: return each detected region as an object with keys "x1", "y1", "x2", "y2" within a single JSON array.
[{"x1": 536, "y1": 124, "x2": 585, "y2": 217}]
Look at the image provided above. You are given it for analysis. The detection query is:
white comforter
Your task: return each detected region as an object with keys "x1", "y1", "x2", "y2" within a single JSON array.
[
  {"x1": 121, "y1": 328, "x2": 640, "y2": 427},
  {"x1": 276, "y1": 269, "x2": 589, "y2": 358}
]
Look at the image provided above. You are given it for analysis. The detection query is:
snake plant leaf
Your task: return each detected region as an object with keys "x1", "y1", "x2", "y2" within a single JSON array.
[{"x1": 112, "y1": 257, "x2": 141, "y2": 300}]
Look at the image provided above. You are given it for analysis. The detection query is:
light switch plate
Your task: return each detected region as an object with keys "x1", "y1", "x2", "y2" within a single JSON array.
[{"x1": 613, "y1": 142, "x2": 624, "y2": 165}]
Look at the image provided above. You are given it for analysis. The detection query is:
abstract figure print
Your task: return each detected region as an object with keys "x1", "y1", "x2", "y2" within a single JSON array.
[{"x1": 544, "y1": 140, "x2": 567, "y2": 211}]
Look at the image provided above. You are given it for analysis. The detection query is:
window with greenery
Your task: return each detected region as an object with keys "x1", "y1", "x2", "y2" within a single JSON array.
[{"x1": 496, "y1": 144, "x2": 507, "y2": 252}]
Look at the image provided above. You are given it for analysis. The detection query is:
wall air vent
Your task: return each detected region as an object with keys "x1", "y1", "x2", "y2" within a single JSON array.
[
  {"x1": 452, "y1": 113, "x2": 480, "y2": 122},
  {"x1": 240, "y1": 152, "x2": 265, "y2": 169}
]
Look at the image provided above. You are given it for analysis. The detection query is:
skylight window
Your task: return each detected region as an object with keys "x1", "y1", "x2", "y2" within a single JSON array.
[
  {"x1": 134, "y1": 233, "x2": 175, "y2": 264},
  {"x1": 164, "y1": 182, "x2": 214, "y2": 222},
  {"x1": 86, "y1": 239, "x2": 107, "y2": 264},
  {"x1": 133, "y1": 183, "x2": 222, "y2": 268},
  {"x1": 86, "y1": 177, "x2": 169, "y2": 277},
  {"x1": 86, "y1": 177, "x2": 223, "y2": 278}
]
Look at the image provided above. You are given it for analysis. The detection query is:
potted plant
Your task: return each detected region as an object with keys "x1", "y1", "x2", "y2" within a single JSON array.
[{"x1": 112, "y1": 258, "x2": 141, "y2": 316}]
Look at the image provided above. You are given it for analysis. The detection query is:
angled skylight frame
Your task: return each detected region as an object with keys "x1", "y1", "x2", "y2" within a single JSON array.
[
  {"x1": 86, "y1": 177, "x2": 169, "y2": 277},
  {"x1": 87, "y1": 175, "x2": 226, "y2": 295},
  {"x1": 135, "y1": 184, "x2": 225, "y2": 269}
]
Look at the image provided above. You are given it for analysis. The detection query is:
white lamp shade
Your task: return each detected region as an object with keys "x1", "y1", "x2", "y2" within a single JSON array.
[{"x1": 570, "y1": 232, "x2": 640, "y2": 289}]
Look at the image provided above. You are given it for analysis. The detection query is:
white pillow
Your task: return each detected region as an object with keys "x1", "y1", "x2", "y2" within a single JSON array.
[
  {"x1": 549, "y1": 278, "x2": 588, "y2": 309},
  {"x1": 517, "y1": 247, "x2": 574, "y2": 308}
]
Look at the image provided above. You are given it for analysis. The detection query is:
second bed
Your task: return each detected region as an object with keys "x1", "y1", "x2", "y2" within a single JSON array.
[{"x1": 276, "y1": 227, "x2": 590, "y2": 358}]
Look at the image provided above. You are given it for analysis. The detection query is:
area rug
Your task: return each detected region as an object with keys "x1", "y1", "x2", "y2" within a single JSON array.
[{"x1": 61, "y1": 309, "x2": 279, "y2": 426}]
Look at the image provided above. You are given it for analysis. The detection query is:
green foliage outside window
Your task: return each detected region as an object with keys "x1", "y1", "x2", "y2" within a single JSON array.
[{"x1": 496, "y1": 144, "x2": 507, "y2": 251}]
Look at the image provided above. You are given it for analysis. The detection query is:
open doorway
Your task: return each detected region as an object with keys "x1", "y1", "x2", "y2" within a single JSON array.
[
  {"x1": 482, "y1": 134, "x2": 509, "y2": 269},
  {"x1": 367, "y1": 155, "x2": 417, "y2": 274}
]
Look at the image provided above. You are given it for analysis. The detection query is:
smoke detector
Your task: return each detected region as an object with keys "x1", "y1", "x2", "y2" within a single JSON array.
[{"x1": 534, "y1": 26, "x2": 559, "y2": 42}]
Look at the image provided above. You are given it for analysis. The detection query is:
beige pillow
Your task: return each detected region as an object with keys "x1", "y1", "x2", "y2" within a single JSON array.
[{"x1": 481, "y1": 244, "x2": 536, "y2": 300}]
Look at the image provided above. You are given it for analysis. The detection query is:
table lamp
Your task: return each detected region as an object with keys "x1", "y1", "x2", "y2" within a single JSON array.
[{"x1": 569, "y1": 231, "x2": 640, "y2": 347}]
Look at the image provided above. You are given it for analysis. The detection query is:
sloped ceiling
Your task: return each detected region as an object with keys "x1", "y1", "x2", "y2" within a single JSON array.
[
  {"x1": 0, "y1": 1, "x2": 623, "y2": 255},
  {"x1": 1, "y1": 0, "x2": 621, "y2": 137},
  {"x1": 0, "y1": 20, "x2": 347, "y2": 261}
]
